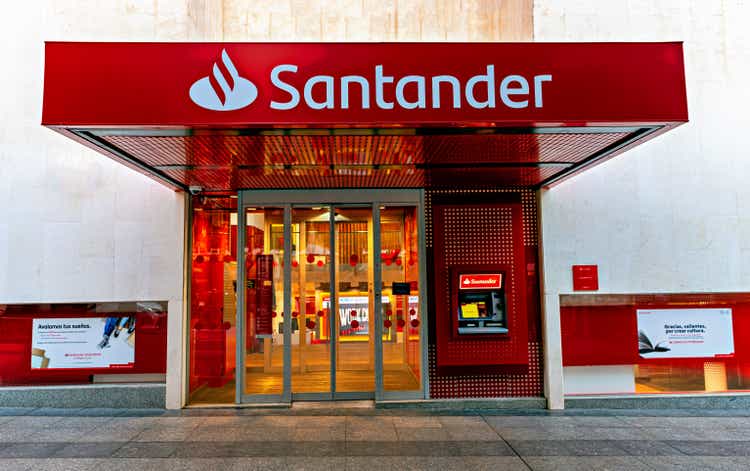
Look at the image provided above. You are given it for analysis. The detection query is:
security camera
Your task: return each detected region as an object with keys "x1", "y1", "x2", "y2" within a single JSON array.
[{"x1": 188, "y1": 186, "x2": 203, "y2": 196}]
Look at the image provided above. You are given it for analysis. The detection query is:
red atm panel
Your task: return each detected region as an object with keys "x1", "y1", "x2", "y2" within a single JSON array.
[{"x1": 433, "y1": 200, "x2": 529, "y2": 368}]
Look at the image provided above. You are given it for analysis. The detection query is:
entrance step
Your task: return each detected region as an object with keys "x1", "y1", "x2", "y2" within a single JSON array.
[
  {"x1": 377, "y1": 397, "x2": 546, "y2": 411},
  {"x1": 292, "y1": 400, "x2": 375, "y2": 411}
]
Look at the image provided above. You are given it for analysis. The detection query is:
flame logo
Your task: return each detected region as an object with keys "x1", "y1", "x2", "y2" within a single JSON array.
[{"x1": 189, "y1": 49, "x2": 257, "y2": 111}]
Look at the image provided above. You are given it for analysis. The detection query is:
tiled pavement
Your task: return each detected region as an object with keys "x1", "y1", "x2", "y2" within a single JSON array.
[{"x1": 1, "y1": 406, "x2": 750, "y2": 470}]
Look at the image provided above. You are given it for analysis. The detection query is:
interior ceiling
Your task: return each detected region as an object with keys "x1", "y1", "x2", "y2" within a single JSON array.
[{"x1": 71, "y1": 127, "x2": 658, "y2": 192}]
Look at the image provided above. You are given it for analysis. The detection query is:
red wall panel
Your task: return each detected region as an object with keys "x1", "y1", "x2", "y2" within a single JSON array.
[
  {"x1": 433, "y1": 202, "x2": 528, "y2": 367},
  {"x1": 427, "y1": 189, "x2": 542, "y2": 398},
  {"x1": 561, "y1": 305, "x2": 637, "y2": 366}
]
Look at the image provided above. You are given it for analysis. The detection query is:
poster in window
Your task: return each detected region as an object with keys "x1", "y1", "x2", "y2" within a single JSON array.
[
  {"x1": 31, "y1": 317, "x2": 135, "y2": 369},
  {"x1": 637, "y1": 308, "x2": 734, "y2": 359}
]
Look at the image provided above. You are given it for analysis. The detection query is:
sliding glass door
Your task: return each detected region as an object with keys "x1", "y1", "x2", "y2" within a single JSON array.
[{"x1": 236, "y1": 191, "x2": 426, "y2": 403}]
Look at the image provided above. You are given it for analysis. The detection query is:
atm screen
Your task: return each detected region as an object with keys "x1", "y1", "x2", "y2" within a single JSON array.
[{"x1": 459, "y1": 292, "x2": 494, "y2": 319}]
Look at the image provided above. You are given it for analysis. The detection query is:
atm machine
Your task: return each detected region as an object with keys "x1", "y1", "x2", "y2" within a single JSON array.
[{"x1": 453, "y1": 271, "x2": 508, "y2": 335}]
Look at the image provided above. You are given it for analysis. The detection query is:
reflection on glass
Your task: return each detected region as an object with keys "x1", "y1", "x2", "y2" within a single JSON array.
[
  {"x1": 381, "y1": 206, "x2": 422, "y2": 392},
  {"x1": 244, "y1": 207, "x2": 285, "y2": 395},
  {"x1": 335, "y1": 207, "x2": 375, "y2": 392},
  {"x1": 291, "y1": 207, "x2": 332, "y2": 393},
  {"x1": 188, "y1": 197, "x2": 237, "y2": 404}
]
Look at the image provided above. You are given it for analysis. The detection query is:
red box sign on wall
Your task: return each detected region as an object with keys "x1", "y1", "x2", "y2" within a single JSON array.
[{"x1": 572, "y1": 265, "x2": 598, "y2": 291}]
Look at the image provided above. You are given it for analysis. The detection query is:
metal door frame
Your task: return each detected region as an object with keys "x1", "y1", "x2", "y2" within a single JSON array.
[{"x1": 237, "y1": 189, "x2": 428, "y2": 403}]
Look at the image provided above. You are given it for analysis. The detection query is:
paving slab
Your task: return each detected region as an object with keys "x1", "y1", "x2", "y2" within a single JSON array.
[
  {"x1": 0, "y1": 443, "x2": 67, "y2": 459},
  {"x1": 286, "y1": 456, "x2": 348, "y2": 470},
  {"x1": 54, "y1": 441, "x2": 124, "y2": 458},
  {"x1": 0, "y1": 458, "x2": 99, "y2": 471},
  {"x1": 508, "y1": 439, "x2": 625, "y2": 457},
  {"x1": 524, "y1": 456, "x2": 651, "y2": 471},
  {"x1": 634, "y1": 455, "x2": 739, "y2": 470},
  {"x1": 3, "y1": 416, "x2": 67, "y2": 428},
  {"x1": 291, "y1": 425, "x2": 347, "y2": 441},
  {"x1": 664, "y1": 440, "x2": 750, "y2": 456},
  {"x1": 395, "y1": 425, "x2": 451, "y2": 441},
  {"x1": 112, "y1": 441, "x2": 179, "y2": 458},
  {"x1": 462, "y1": 456, "x2": 532, "y2": 471}
]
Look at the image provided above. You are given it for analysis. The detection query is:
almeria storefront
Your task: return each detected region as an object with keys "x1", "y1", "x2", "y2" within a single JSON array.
[{"x1": 23, "y1": 41, "x2": 689, "y2": 407}]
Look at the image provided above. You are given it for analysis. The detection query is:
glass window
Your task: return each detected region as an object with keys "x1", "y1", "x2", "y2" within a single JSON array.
[
  {"x1": 561, "y1": 298, "x2": 750, "y2": 395},
  {"x1": 0, "y1": 302, "x2": 167, "y2": 386},
  {"x1": 188, "y1": 197, "x2": 237, "y2": 404}
]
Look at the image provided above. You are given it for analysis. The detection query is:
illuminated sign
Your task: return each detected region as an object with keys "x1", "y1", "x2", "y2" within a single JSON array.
[{"x1": 459, "y1": 273, "x2": 503, "y2": 290}]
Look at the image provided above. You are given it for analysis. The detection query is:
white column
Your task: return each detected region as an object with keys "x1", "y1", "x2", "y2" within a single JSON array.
[
  {"x1": 538, "y1": 190, "x2": 565, "y2": 410},
  {"x1": 165, "y1": 298, "x2": 186, "y2": 409},
  {"x1": 165, "y1": 193, "x2": 189, "y2": 409}
]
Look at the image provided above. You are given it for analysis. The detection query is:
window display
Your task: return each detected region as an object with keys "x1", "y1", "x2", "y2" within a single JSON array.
[
  {"x1": 0, "y1": 302, "x2": 166, "y2": 386},
  {"x1": 561, "y1": 295, "x2": 750, "y2": 395}
]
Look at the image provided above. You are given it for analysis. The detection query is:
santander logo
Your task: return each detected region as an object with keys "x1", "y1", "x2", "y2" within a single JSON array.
[
  {"x1": 188, "y1": 49, "x2": 552, "y2": 112},
  {"x1": 189, "y1": 49, "x2": 257, "y2": 111},
  {"x1": 460, "y1": 274, "x2": 503, "y2": 290}
]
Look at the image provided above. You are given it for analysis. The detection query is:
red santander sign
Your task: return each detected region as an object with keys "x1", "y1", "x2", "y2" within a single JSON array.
[
  {"x1": 459, "y1": 274, "x2": 503, "y2": 290},
  {"x1": 42, "y1": 42, "x2": 687, "y2": 127}
]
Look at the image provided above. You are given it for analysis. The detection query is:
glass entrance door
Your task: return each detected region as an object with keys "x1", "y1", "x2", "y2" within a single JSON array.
[
  {"x1": 236, "y1": 191, "x2": 425, "y2": 403},
  {"x1": 239, "y1": 206, "x2": 286, "y2": 400},
  {"x1": 333, "y1": 206, "x2": 375, "y2": 396},
  {"x1": 290, "y1": 207, "x2": 332, "y2": 397}
]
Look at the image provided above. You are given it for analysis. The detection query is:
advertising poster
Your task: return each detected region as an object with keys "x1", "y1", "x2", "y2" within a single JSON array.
[
  {"x1": 637, "y1": 308, "x2": 734, "y2": 359},
  {"x1": 31, "y1": 317, "x2": 135, "y2": 369}
]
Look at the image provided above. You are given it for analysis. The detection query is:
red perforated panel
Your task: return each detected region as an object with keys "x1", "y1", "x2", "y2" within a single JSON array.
[
  {"x1": 237, "y1": 167, "x2": 425, "y2": 189},
  {"x1": 434, "y1": 202, "x2": 528, "y2": 367},
  {"x1": 429, "y1": 343, "x2": 543, "y2": 398},
  {"x1": 425, "y1": 166, "x2": 566, "y2": 189},
  {"x1": 423, "y1": 133, "x2": 629, "y2": 163},
  {"x1": 427, "y1": 188, "x2": 542, "y2": 398},
  {"x1": 92, "y1": 130, "x2": 640, "y2": 190}
]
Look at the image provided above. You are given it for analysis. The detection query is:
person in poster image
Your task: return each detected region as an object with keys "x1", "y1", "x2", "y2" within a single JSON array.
[
  {"x1": 114, "y1": 316, "x2": 135, "y2": 338},
  {"x1": 98, "y1": 316, "x2": 135, "y2": 349}
]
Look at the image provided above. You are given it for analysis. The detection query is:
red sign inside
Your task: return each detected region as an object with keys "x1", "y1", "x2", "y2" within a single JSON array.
[
  {"x1": 255, "y1": 254, "x2": 274, "y2": 336},
  {"x1": 42, "y1": 42, "x2": 687, "y2": 127},
  {"x1": 459, "y1": 273, "x2": 503, "y2": 290}
]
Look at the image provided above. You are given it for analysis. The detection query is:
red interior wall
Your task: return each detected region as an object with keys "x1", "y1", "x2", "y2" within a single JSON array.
[{"x1": 189, "y1": 197, "x2": 237, "y2": 392}]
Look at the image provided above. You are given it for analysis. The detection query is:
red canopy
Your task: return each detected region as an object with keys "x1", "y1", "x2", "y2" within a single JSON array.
[{"x1": 42, "y1": 42, "x2": 688, "y2": 192}]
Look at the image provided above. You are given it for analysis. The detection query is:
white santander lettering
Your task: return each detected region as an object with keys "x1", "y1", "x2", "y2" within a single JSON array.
[
  {"x1": 304, "y1": 75, "x2": 335, "y2": 110},
  {"x1": 534, "y1": 74, "x2": 552, "y2": 108},
  {"x1": 465, "y1": 65, "x2": 496, "y2": 109},
  {"x1": 500, "y1": 75, "x2": 529, "y2": 109},
  {"x1": 431, "y1": 75, "x2": 461, "y2": 109},
  {"x1": 264, "y1": 64, "x2": 552, "y2": 111},
  {"x1": 270, "y1": 64, "x2": 300, "y2": 110},
  {"x1": 375, "y1": 65, "x2": 394, "y2": 110},
  {"x1": 395, "y1": 75, "x2": 426, "y2": 110},
  {"x1": 341, "y1": 75, "x2": 370, "y2": 109}
]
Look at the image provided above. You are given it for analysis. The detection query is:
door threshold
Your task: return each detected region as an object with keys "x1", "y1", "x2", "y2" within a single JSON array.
[
  {"x1": 185, "y1": 402, "x2": 291, "y2": 409},
  {"x1": 292, "y1": 400, "x2": 375, "y2": 410}
]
